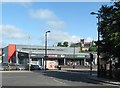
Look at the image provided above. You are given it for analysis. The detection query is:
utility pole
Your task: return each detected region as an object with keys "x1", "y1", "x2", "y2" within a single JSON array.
[
  {"x1": 90, "y1": 12, "x2": 100, "y2": 77},
  {"x1": 44, "y1": 31, "x2": 51, "y2": 70},
  {"x1": 28, "y1": 35, "x2": 31, "y2": 71},
  {"x1": 73, "y1": 44, "x2": 75, "y2": 69}
]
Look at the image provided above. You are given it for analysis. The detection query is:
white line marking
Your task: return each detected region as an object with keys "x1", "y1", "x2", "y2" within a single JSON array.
[{"x1": 53, "y1": 79, "x2": 66, "y2": 84}]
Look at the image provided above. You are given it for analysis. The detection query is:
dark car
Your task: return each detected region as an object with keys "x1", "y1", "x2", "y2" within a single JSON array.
[
  {"x1": 30, "y1": 65, "x2": 41, "y2": 70},
  {"x1": 57, "y1": 65, "x2": 61, "y2": 70}
]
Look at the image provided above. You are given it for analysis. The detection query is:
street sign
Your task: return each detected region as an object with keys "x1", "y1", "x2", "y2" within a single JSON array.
[{"x1": 77, "y1": 55, "x2": 85, "y2": 58}]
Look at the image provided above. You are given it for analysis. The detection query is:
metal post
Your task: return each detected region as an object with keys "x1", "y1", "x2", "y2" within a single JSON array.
[
  {"x1": 73, "y1": 45, "x2": 75, "y2": 69},
  {"x1": 45, "y1": 33, "x2": 47, "y2": 70},
  {"x1": 97, "y1": 16, "x2": 100, "y2": 77},
  {"x1": 90, "y1": 12, "x2": 100, "y2": 77},
  {"x1": 44, "y1": 31, "x2": 50, "y2": 70},
  {"x1": 29, "y1": 51, "x2": 30, "y2": 71},
  {"x1": 28, "y1": 36, "x2": 31, "y2": 71}
]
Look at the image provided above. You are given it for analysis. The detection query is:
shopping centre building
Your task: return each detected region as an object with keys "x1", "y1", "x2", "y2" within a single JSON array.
[{"x1": 2, "y1": 44, "x2": 97, "y2": 69}]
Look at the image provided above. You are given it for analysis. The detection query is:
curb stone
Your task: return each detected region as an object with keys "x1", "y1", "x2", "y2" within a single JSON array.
[{"x1": 87, "y1": 76, "x2": 120, "y2": 86}]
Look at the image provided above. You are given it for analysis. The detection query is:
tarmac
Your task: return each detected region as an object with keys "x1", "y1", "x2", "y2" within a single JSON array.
[
  {"x1": 1, "y1": 68, "x2": 120, "y2": 86},
  {"x1": 61, "y1": 68, "x2": 120, "y2": 86}
]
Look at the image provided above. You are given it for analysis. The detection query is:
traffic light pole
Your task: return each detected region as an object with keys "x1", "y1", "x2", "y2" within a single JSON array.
[
  {"x1": 90, "y1": 12, "x2": 100, "y2": 77},
  {"x1": 44, "y1": 31, "x2": 50, "y2": 70},
  {"x1": 97, "y1": 16, "x2": 100, "y2": 77}
]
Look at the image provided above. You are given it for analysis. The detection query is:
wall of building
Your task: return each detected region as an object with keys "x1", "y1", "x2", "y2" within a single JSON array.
[
  {"x1": 2, "y1": 44, "x2": 97, "y2": 68},
  {"x1": 2, "y1": 46, "x2": 8, "y2": 63},
  {"x1": 16, "y1": 45, "x2": 80, "y2": 55}
]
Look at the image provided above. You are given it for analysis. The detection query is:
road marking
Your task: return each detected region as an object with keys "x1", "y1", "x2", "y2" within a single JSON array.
[
  {"x1": 3, "y1": 76, "x2": 28, "y2": 78},
  {"x1": 48, "y1": 76, "x2": 67, "y2": 85},
  {"x1": 0, "y1": 71, "x2": 32, "y2": 73},
  {"x1": 53, "y1": 79, "x2": 66, "y2": 84}
]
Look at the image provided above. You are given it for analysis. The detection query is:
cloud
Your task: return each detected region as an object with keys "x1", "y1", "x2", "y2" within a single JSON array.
[
  {"x1": 30, "y1": 9, "x2": 58, "y2": 21},
  {"x1": 85, "y1": 37, "x2": 93, "y2": 42},
  {"x1": 29, "y1": 9, "x2": 93, "y2": 45},
  {"x1": 46, "y1": 31, "x2": 94, "y2": 46},
  {"x1": 30, "y1": 9, "x2": 65, "y2": 30},
  {"x1": 18, "y1": 2, "x2": 32, "y2": 8},
  {"x1": 0, "y1": 25, "x2": 28, "y2": 39},
  {"x1": 48, "y1": 31, "x2": 81, "y2": 44},
  {"x1": 46, "y1": 21, "x2": 65, "y2": 30}
]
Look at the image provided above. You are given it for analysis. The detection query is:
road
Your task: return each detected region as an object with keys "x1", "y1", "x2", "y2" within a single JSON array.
[{"x1": 1, "y1": 70, "x2": 119, "y2": 88}]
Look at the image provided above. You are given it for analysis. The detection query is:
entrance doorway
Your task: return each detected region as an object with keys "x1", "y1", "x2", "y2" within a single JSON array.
[{"x1": 58, "y1": 58, "x2": 64, "y2": 65}]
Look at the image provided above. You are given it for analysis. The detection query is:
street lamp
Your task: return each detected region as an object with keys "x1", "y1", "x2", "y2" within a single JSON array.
[
  {"x1": 73, "y1": 45, "x2": 75, "y2": 69},
  {"x1": 44, "y1": 31, "x2": 51, "y2": 70},
  {"x1": 28, "y1": 35, "x2": 31, "y2": 71},
  {"x1": 90, "y1": 12, "x2": 100, "y2": 77}
]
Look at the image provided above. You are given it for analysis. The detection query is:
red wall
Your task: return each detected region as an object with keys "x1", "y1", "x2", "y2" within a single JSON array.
[{"x1": 8, "y1": 44, "x2": 16, "y2": 62}]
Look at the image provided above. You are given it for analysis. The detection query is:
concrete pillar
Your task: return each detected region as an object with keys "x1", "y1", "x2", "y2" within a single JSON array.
[
  {"x1": 30, "y1": 58, "x2": 32, "y2": 64},
  {"x1": 16, "y1": 51, "x2": 19, "y2": 64},
  {"x1": 42, "y1": 58, "x2": 44, "y2": 66},
  {"x1": 39, "y1": 59, "x2": 42, "y2": 66},
  {"x1": 84, "y1": 58, "x2": 86, "y2": 66},
  {"x1": 64, "y1": 58, "x2": 66, "y2": 65}
]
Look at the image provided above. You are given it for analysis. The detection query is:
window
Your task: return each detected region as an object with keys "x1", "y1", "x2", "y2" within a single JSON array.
[{"x1": 32, "y1": 58, "x2": 38, "y2": 61}]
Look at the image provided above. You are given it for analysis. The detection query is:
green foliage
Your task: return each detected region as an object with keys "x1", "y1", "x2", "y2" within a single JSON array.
[
  {"x1": 89, "y1": 41, "x2": 97, "y2": 52},
  {"x1": 98, "y1": 2, "x2": 120, "y2": 60},
  {"x1": 57, "y1": 41, "x2": 69, "y2": 47},
  {"x1": 89, "y1": 46, "x2": 97, "y2": 52},
  {"x1": 57, "y1": 42, "x2": 62, "y2": 47},
  {"x1": 63, "y1": 41, "x2": 69, "y2": 47}
]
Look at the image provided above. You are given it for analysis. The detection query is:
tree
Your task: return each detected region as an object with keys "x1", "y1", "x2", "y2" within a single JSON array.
[
  {"x1": 97, "y1": 2, "x2": 120, "y2": 79},
  {"x1": 57, "y1": 41, "x2": 69, "y2": 47},
  {"x1": 89, "y1": 41, "x2": 97, "y2": 52},
  {"x1": 63, "y1": 41, "x2": 69, "y2": 47},
  {"x1": 98, "y1": 2, "x2": 120, "y2": 60},
  {"x1": 57, "y1": 42, "x2": 62, "y2": 47}
]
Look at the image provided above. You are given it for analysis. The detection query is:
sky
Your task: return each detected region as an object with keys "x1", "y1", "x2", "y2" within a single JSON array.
[{"x1": 0, "y1": 1, "x2": 113, "y2": 47}]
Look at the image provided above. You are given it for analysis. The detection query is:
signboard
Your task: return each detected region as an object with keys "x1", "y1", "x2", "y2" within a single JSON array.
[
  {"x1": 46, "y1": 61, "x2": 56, "y2": 69},
  {"x1": 61, "y1": 55, "x2": 65, "y2": 58},
  {"x1": 77, "y1": 55, "x2": 85, "y2": 58},
  {"x1": 48, "y1": 54, "x2": 57, "y2": 58}
]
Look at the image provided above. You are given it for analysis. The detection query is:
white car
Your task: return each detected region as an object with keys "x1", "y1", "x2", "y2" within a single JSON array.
[
  {"x1": 0, "y1": 66, "x2": 4, "y2": 71},
  {"x1": 16, "y1": 65, "x2": 25, "y2": 70},
  {"x1": 39, "y1": 65, "x2": 44, "y2": 70}
]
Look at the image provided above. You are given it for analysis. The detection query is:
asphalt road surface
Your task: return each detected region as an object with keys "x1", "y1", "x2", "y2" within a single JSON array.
[{"x1": 1, "y1": 70, "x2": 119, "y2": 88}]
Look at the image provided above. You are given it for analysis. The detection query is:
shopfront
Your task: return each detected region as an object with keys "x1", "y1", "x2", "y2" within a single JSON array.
[{"x1": 2, "y1": 44, "x2": 97, "y2": 69}]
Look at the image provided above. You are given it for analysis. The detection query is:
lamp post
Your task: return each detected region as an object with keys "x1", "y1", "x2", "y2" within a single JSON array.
[
  {"x1": 28, "y1": 35, "x2": 31, "y2": 71},
  {"x1": 44, "y1": 31, "x2": 51, "y2": 70},
  {"x1": 73, "y1": 45, "x2": 75, "y2": 69},
  {"x1": 90, "y1": 12, "x2": 100, "y2": 77}
]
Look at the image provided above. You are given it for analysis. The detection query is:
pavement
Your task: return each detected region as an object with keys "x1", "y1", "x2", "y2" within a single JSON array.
[{"x1": 61, "y1": 68, "x2": 120, "y2": 86}]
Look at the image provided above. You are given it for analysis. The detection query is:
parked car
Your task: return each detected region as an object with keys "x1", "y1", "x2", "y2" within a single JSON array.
[
  {"x1": 16, "y1": 65, "x2": 25, "y2": 70},
  {"x1": 2, "y1": 63, "x2": 9, "y2": 71},
  {"x1": 39, "y1": 65, "x2": 44, "y2": 70},
  {"x1": 57, "y1": 65, "x2": 61, "y2": 70},
  {"x1": 0, "y1": 64, "x2": 4, "y2": 71},
  {"x1": 9, "y1": 63, "x2": 17, "y2": 70},
  {"x1": 30, "y1": 64, "x2": 41, "y2": 70}
]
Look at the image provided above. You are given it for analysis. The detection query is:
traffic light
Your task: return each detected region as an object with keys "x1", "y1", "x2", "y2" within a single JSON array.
[{"x1": 90, "y1": 53, "x2": 93, "y2": 62}]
